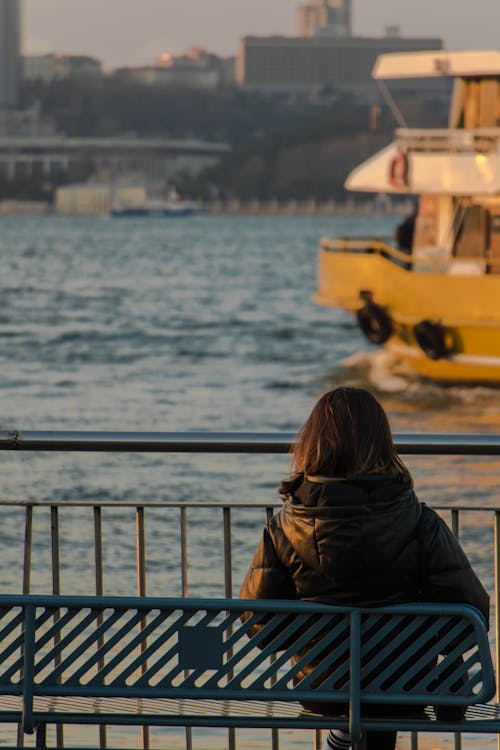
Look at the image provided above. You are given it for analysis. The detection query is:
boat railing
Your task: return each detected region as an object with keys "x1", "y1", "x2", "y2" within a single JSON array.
[
  {"x1": 319, "y1": 237, "x2": 412, "y2": 265},
  {"x1": 1, "y1": 430, "x2": 500, "y2": 750},
  {"x1": 319, "y1": 236, "x2": 500, "y2": 276},
  {"x1": 395, "y1": 127, "x2": 500, "y2": 154}
]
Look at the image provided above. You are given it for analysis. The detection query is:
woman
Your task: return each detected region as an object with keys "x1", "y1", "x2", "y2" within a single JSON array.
[{"x1": 240, "y1": 386, "x2": 490, "y2": 750}]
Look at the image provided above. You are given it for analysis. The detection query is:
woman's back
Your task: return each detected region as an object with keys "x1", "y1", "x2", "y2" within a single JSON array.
[{"x1": 240, "y1": 386, "x2": 490, "y2": 750}]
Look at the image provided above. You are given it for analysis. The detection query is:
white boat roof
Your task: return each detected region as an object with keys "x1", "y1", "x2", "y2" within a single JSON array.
[
  {"x1": 372, "y1": 50, "x2": 500, "y2": 80},
  {"x1": 345, "y1": 141, "x2": 500, "y2": 195}
]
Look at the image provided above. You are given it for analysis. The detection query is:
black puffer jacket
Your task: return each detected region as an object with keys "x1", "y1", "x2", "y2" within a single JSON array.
[{"x1": 240, "y1": 475, "x2": 490, "y2": 623}]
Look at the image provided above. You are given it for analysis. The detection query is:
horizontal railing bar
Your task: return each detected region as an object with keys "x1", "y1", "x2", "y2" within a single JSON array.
[
  {"x1": 0, "y1": 499, "x2": 496, "y2": 511},
  {"x1": 0, "y1": 430, "x2": 291, "y2": 453},
  {"x1": 1, "y1": 431, "x2": 500, "y2": 455}
]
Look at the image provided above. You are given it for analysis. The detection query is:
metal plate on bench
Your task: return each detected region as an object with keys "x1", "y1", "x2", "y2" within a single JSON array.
[{"x1": 177, "y1": 625, "x2": 223, "y2": 671}]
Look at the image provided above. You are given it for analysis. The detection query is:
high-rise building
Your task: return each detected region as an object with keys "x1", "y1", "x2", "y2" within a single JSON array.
[
  {"x1": 237, "y1": 33, "x2": 444, "y2": 100},
  {"x1": 0, "y1": 0, "x2": 21, "y2": 115},
  {"x1": 237, "y1": 0, "x2": 446, "y2": 101},
  {"x1": 298, "y1": 0, "x2": 352, "y2": 38}
]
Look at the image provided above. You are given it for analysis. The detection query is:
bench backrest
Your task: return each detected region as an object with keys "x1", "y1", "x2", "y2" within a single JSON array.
[{"x1": 0, "y1": 595, "x2": 494, "y2": 736}]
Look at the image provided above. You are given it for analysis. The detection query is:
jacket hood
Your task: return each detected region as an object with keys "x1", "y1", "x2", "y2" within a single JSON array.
[{"x1": 280, "y1": 475, "x2": 421, "y2": 581}]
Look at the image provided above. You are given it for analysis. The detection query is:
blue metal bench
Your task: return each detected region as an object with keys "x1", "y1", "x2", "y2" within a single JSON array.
[{"x1": 0, "y1": 595, "x2": 496, "y2": 749}]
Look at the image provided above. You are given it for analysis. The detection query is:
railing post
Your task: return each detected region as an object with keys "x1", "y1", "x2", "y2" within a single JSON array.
[
  {"x1": 23, "y1": 505, "x2": 32, "y2": 595},
  {"x1": 180, "y1": 507, "x2": 192, "y2": 750},
  {"x1": 314, "y1": 729, "x2": 323, "y2": 750},
  {"x1": 266, "y1": 506, "x2": 280, "y2": 750},
  {"x1": 494, "y1": 512, "x2": 500, "y2": 750},
  {"x1": 51, "y1": 505, "x2": 64, "y2": 749},
  {"x1": 223, "y1": 506, "x2": 236, "y2": 750},
  {"x1": 136, "y1": 506, "x2": 149, "y2": 750},
  {"x1": 94, "y1": 506, "x2": 104, "y2": 597},
  {"x1": 50, "y1": 505, "x2": 61, "y2": 594},
  {"x1": 17, "y1": 505, "x2": 33, "y2": 748},
  {"x1": 136, "y1": 506, "x2": 147, "y2": 598},
  {"x1": 93, "y1": 506, "x2": 107, "y2": 750},
  {"x1": 180, "y1": 507, "x2": 189, "y2": 598},
  {"x1": 451, "y1": 509, "x2": 462, "y2": 750},
  {"x1": 223, "y1": 506, "x2": 233, "y2": 598}
]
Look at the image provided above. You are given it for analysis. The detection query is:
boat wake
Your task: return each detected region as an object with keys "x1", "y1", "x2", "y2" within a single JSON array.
[{"x1": 324, "y1": 349, "x2": 500, "y2": 431}]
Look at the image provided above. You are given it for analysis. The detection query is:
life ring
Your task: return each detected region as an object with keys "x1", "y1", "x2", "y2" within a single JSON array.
[
  {"x1": 356, "y1": 303, "x2": 393, "y2": 345},
  {"x1": 413, "y1": 320, "x2": 447, "y2": 360},
  {"x1": 388, "y1": 150, "x2": 409, "y2": 188}
]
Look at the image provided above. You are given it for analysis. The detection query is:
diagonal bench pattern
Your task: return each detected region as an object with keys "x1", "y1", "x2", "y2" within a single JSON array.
[{"x1": 0, "y1": 595, "x2": 496, "y2": 748}]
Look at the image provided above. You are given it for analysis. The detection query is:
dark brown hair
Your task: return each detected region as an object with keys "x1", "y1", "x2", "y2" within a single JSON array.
[{"x1": 282, "y1": 386, "x2": 412, "y2": 492}]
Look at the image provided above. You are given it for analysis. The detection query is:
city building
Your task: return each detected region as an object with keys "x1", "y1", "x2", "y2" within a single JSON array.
[
  {"x1": 55, "y1": 183, "x2": 146, "y2": 215},
  {"x1": 23, "y1": 53, "x2": 102, "y2": 83},
  {"x1": 116, "y1": 48, "x2": 234, "y2": 90},
  {"x1": 237, "y1": 0, "x2": 445, "y2": 101},
  {"x1": 0, "y1": 0, "x2": 21, "y2": 115},
  {"x1": 237, "y1": 32, "x2": 444, "y2": 101},
  {"x1": 298, "y1": 0, "x2": 351, "y2": 38}
]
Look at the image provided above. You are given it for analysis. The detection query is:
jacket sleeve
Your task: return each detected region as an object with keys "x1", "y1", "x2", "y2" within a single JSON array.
[
  {"x1": 422, "y1": 507, "x2": 490, "y2": 627},
  {"x1": 240, "y1": 524, "x2": 296, "y2": 601},
  {"x1": 239, "y1": 523, "x2": 298, "y2": 650}
]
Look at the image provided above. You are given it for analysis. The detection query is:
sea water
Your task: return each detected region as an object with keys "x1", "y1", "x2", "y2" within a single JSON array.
[
  {"x1": 0, "y1": 213, "x2": 499, "y2": 575},
  {"x1": 0, "y1": 214, "x2": 498, "y2": 748}
]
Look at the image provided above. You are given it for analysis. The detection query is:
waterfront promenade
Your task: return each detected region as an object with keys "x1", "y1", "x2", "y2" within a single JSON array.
[{"x1": 0, "y1": 430, "x2": 498, "y2": 749}]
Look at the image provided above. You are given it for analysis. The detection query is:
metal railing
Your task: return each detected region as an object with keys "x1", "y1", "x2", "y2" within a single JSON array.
[
  {"x1": 3, "y1": 429, "x2": 500, "y2": 453},
  {"x1": 319, "y1": 238, "x2": 412, "y2": 267},
  {"x1": 1, "y1": 431, "x2": 500, "y2": 750}
]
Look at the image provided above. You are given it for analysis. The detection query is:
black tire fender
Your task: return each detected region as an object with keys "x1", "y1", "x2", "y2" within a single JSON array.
[
  {"x1": 356, "y1": 303, "x2": 393, "y2": 345},
  {"x1": 413, "y1": 320, "x2": 447, "y2": 360}
]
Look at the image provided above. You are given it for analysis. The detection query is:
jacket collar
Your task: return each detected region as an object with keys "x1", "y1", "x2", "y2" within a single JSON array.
[{"x1": 290, "y1": 475, "x2": 411, "y2": 508}]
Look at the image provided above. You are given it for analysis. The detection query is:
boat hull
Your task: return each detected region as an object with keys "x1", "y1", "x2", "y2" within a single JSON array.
[{"x1": 314, "y1": 244, "x2": 500, "y2": 383}]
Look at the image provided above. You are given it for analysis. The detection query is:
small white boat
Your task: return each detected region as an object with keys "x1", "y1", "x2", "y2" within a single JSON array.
[{"x1": 111, "y1": 189, "x2": 206, "y2": 217}]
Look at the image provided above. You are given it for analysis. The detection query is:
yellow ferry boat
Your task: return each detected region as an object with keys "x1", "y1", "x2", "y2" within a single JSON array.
[{"x1": 314, "y1": 50, "x2": 500, "y2": 383}]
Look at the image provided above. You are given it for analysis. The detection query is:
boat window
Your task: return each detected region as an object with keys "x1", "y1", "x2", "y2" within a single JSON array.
[
  {"x1": 453, "y1": 204, "x2": 488, "y2": 258},
  {"x1": 460, "y1": 79, "x2": 500, "y2": 128},
  {"x1": 448, "y1": 79, "x2": 464, "y2": 128},
  {"x1": 479, "y1": 80, "x2": 500, "y2": 127},
  {"x1": 413, "y1": 195, "x2": 438, "y2": 248}
]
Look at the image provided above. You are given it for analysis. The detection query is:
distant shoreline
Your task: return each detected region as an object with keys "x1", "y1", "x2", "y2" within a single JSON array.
[
  {"x1": 207, "y1": 198, "x2": 413, "y2": 217},
  {"x1": 0, "y1": 197, "x2": 414, "y2": 218}
]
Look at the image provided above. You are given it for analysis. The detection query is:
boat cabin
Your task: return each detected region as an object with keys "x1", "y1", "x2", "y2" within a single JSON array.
[
  {"x1": 347, "y1": 50, "x2": 500, "y2": 275},
  {"x1": 411, "y1": 195, "x2": 500, "y2": 274}
]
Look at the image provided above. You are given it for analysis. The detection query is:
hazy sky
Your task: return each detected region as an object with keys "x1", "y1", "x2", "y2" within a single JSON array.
[{"x1": 24, "y1": 0, "x2": 500, "y2": 70}]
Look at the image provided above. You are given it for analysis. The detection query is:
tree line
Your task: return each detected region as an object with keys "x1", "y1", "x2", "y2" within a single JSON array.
[{"x1": 12, "y1": 77, "x2": 449, "y2": 202}]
